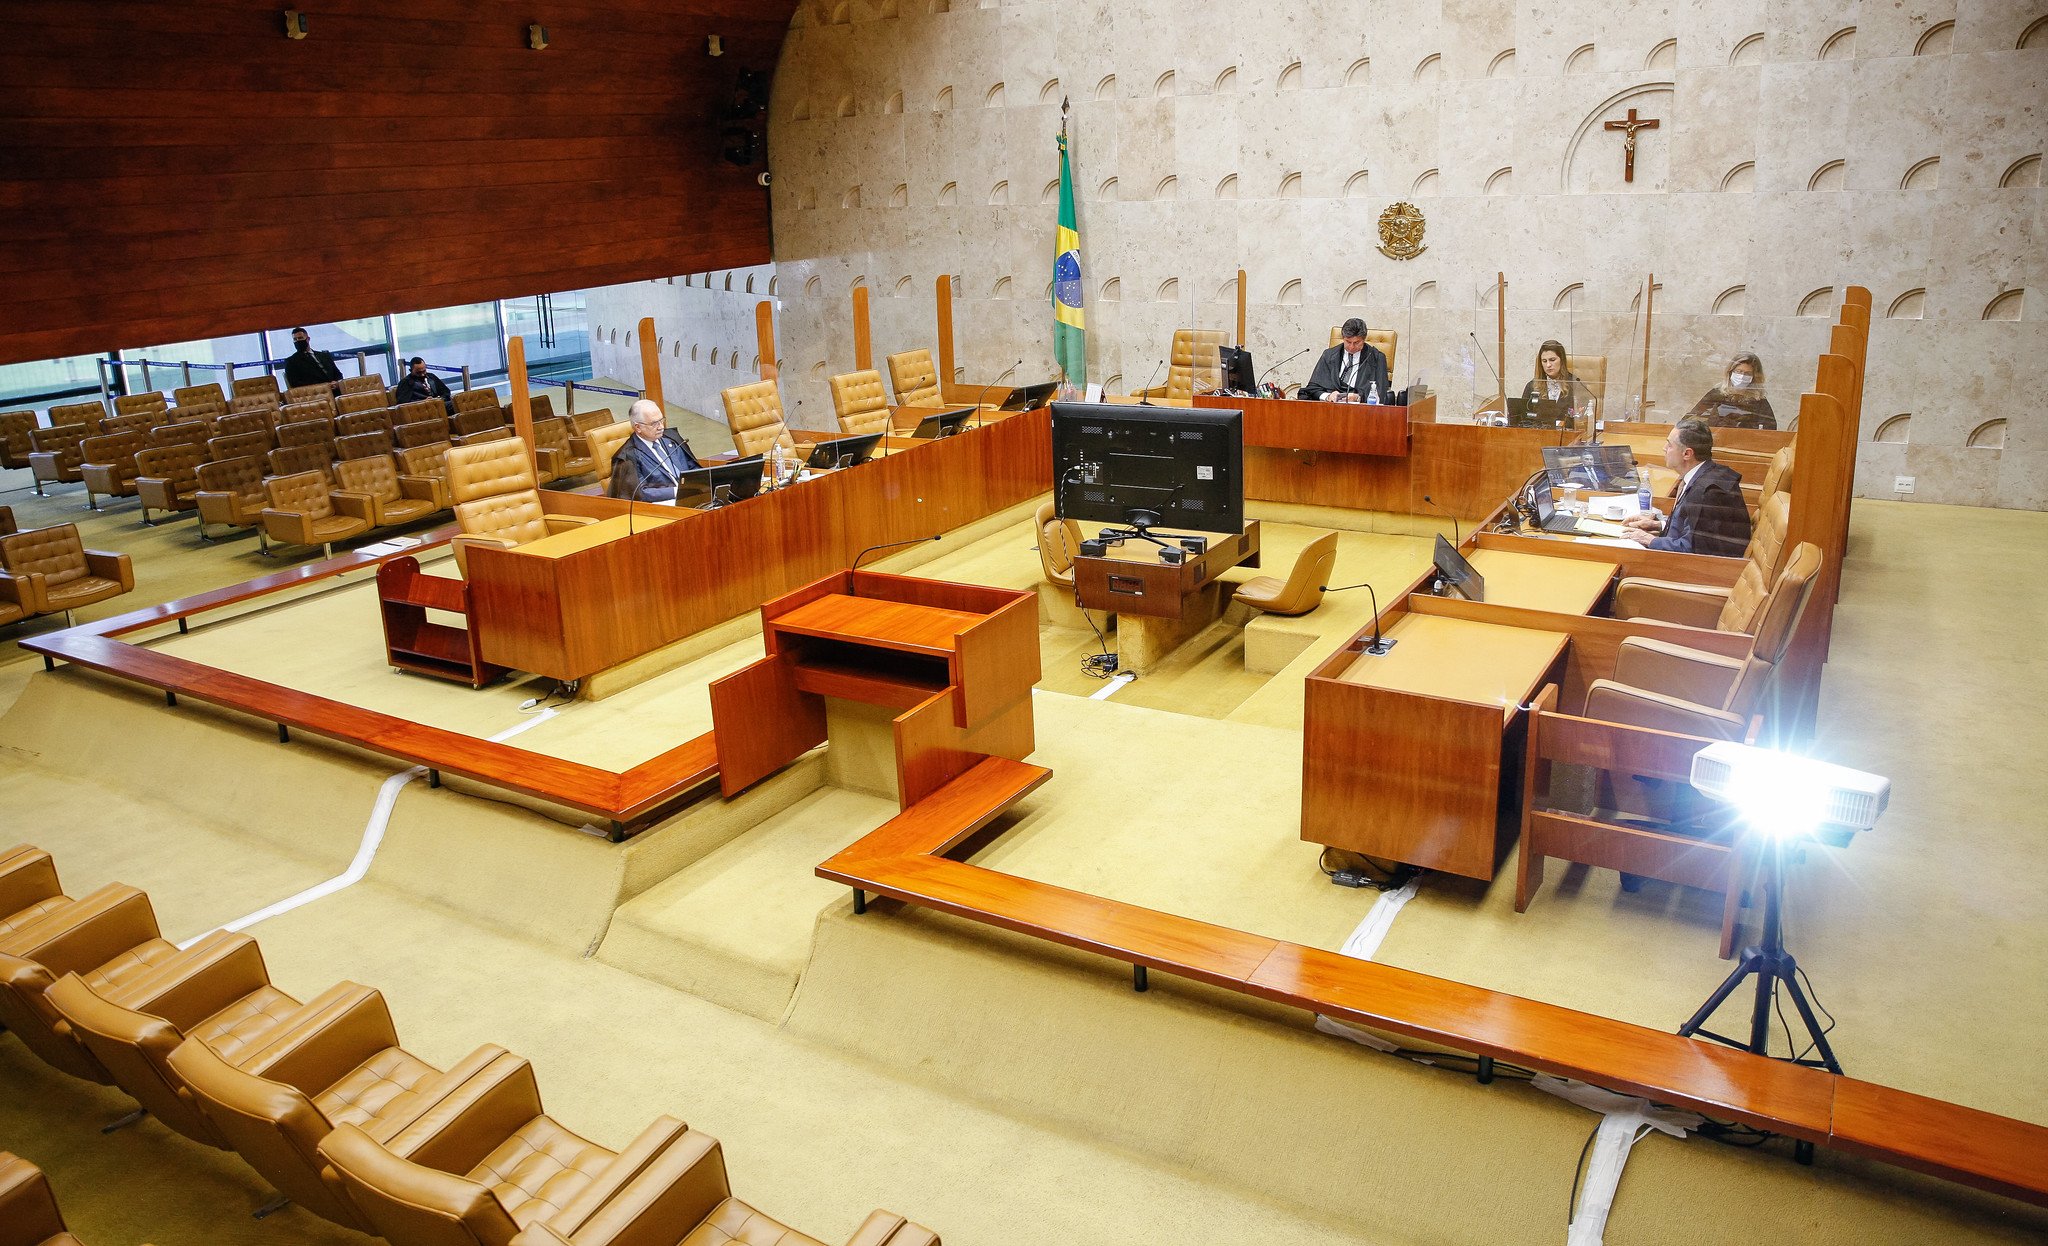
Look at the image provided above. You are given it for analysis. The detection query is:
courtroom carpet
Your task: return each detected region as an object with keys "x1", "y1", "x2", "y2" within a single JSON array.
[{"x1": 2, "y1": 473, "x2": 2046, "y2": 1244}]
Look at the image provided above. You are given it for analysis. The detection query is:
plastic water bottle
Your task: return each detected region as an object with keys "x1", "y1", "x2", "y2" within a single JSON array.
[
  {"x1": 1365, "y1": 381, "x2": 1380, "y2": 405},
  {"x1": 1637, "y1": 479, "x2": 1653, "y2": 518}
]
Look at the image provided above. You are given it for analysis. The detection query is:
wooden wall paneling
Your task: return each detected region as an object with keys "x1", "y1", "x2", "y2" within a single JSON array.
[
  {"x1": 508, "y1": 335, "x2": 535, "y2": 476},
  {"x1": 757, "y1": 301, "x2": 779, "y2": 381},
  {"x1": 709, "y1": 657, "x2": 826, "y2": 798},
  {"x1": 852, "y1": 285, "x2": 873, "y2": 371},
  {"x1": 1471, "y1": 531, "x2": 1747, "y2": 588},
  {"x1": 638, "y1": 316, "x2": 663, "y2": 402}
]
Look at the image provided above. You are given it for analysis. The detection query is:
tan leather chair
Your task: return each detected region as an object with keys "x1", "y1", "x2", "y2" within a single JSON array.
[
  {"x1": 525, "y1": 393, "x2": 559, "y2": 424},
  {"x1": 0, "y1": 845, "x2": 71, "y2": 940},
  {"x1": 1566, "y1": 354, "x2": 1607, "y2": 412},
  {"x1": 1034, "y1": 500, "x2": 1083, "y2": 590},
  {"x1": 285, "y1": 382, "x2": 335, "y2": 406},
  {"x1": 196, "y1": 456, "x2": 272, "y2": 546},
  {"x1": 45, "y1": 932, "x2": 352, "y2": 1147},
  {"x1": 278, "y1": 417, "x2": 336, "y2": 454},
  {"x1": 211, "y1": 409, "x2": 272, "y2": 440},
  {"x1": 1137, "y1": 328, "x2": 1228, "y2": 402},
  {"x1": 149, "y1": 419, "x2": 211, "y2": 449},
  {"x1": 396, "y1": 417, "x2": 451, "y2": 449},
  {"x1": 338, "y1": 374, "x2": 387, "y2": 397},
  {"x1": 168, "y1": 402, "x2": 224, "y2": 427},
  {"x1": 0, "y1": 505, "x2": 13, "y2": 537},
  {"x1": 113, "y1": 392, "x2": 166, "y2": 417},
  {"x1": 0, "y1": 1150, "x2": 92, "y2": 1246},
  {"x1": 531, "y1": 416, "x2": 593, "y2": 483},
  {"x1": 48, "y1": 401, "x2": 107, "y2": 435},
  {"x1": 886, "y1": 348, "x2": 944, "y2": 407},
  {"x1": 261, "y1": 470, "x2": 372, "y2": 558},
  {"x1": 0, "y1": 564, "x2": 41, "y2": 628},
  {"x1": 282, "y1": 395, "x2": 337, "y2": 424},
  {"x1": 267, "y1": 442, "x2": 335, "y2": 486},
  {"x1": 1232, "y1": 531, "x2": 1339, "y2": 617},
  {"x1": 585, "y1": 423, "x2": 632, "y2": 490},
  {"x1": 1327, "y1": 326, "x2": 1399, "y2": 378},
  {"x1": 134, "y1": 443, "x2": 208, "y2": 525},
  {"x1": 174, "y1": 382, "x2": 225, "y2": 408},
  {"x1": 78, "y1": 431, "x2": 148, "y2": 511},
  {"x1": 393, "y1": 398, "x2": 447, "y2": 428},
  {"x1": 28, "y1": 425, "x2": 89, "y2": 495},
  {"x1": 447, "y1": 439, "x2": 593, "y2": 574},
  {"x1": 0, "y1": 881, "x2": 181, "y2": 1082},
  {"x1": 230, "y1": 392, "x2": 281, "y2": 419},
  {"x1": 831, "y1": 369, "x2": 894, "y2": 436},
  {"x1": 721, "y1": 380, "x2": 796, "y2": 457},
  {"x1": 233, "y1": 375, "x2": 282, "y2": 400},
  {"x1": 0, "y1": 524, "x2": 133, "y2": 625},
  {"x1": 1588, "y1": 542, "x2": 1823, "y2": 742},
  {"x1": 337, "y1": 406, "x2": 392, "y2": 434},
  {"x1": 451, "y1": 406, "x2": 508, "y2": 446},
  {"x1": 336, "y1": 455, "x2": 439, "y2": 527},
  {"x1": 1756, "y1": 445, "x2": 1794, "y2": 515},
  {"x1": 337, "y1": 430, "x2": 397, "y2": 462},
  {"x1": 1613, "y1": 491, "x2": 1793, "y2": 636},
  {"x1": 453, "y1": 389, "x2": 504, "y2": 418},
  {"x1": 207, "y1": 429, "x2": 274, "y2": 463},
  {"x1": 97, "y1": 412, "x2": 157, "y2": 439},
  {"x1": 396, "y1": 442, "x2": 456, "y2": 510},
  {"x1": 0, "y1": 411, "x2": 37, "y2": 470},
  {"x1": 169, "y1": 987, "x2": 525, "y2": 1233}
]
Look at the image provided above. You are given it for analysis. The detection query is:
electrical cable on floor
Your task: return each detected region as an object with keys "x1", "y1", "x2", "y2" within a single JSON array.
[{"x1": 1075, "y1": 594, "x2": 1119, "y2": 678}]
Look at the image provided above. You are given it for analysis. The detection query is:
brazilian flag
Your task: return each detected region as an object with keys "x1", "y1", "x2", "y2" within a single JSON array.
[{"x1": 1053, "y1": 126, "x2": 1085, "y2": 390}]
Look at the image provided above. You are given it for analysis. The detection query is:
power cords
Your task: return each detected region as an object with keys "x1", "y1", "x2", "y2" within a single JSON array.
[
  {"x1": 518, "y1": 678, "x2": 580, "y2": 713},
  {"x1": 1319, "y1": 847, "x2": 1418, "y2": 891},
  {"x1": 1075, "y1": 595, "x2": 1121, "y2": 679}
]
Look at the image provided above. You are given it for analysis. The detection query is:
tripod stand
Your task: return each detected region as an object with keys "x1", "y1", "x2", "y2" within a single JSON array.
[{"x1": 1678, "y1": 834, "x2": 1839, "y2": 1162}]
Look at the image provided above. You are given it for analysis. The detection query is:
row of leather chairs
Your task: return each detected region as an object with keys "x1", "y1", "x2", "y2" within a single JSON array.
[
  {"x1": 718, "y1": 347, "x2": 954, "y2": 460},
  {"x1": 0, "y1": 845, "x2": 940, "y2": 1246},
  {"x1": 0, "y1": 517, "x2": 133, "y2": 630}
]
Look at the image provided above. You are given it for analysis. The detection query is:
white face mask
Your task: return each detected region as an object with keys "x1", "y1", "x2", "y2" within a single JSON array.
[{"x1": 1729, "y1": 371, "x2": 1752, "y2": 389}]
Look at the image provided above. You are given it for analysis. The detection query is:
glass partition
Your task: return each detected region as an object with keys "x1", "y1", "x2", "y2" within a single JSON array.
[
  {"x1": 266, "y1": 317, "x2": 393, "y2": 384},
  {"x1": 0, "y1": 353, "x2": 105, "y2": 415},
  {"x1": 393, "y1": 302, "x2": 502, "y2": 386}
]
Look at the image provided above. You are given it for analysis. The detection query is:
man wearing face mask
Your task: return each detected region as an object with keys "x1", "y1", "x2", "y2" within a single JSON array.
[
  {"x1": 281, "y1": 327, "x2": 344, "y2": 391},
  {"x1": 392, "y1": 357, "x2": 456, "y2": 414},
  {"x1": 1685, "y1": 352, "x2": 1776, "y2": 429}
]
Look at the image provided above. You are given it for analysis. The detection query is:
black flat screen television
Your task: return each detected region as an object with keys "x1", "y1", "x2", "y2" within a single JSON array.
[{"x1": 1051, "y1": 401, "x2": 1244, "y2": 533}]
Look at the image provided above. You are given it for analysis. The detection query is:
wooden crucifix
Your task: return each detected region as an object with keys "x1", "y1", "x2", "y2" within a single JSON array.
[{"x1": 1603, "y1": 108, "x2": 1660, "y2": 182}]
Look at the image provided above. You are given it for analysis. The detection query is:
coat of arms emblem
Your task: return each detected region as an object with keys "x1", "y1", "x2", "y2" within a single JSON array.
[{"x1": 1376, "y1": 201, "x2": 1427, "y2": 259}]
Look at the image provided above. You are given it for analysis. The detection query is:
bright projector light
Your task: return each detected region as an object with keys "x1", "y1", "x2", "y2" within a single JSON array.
[{"x1": 1689, "y1": 741, "x2": 1890, "y2": 837}]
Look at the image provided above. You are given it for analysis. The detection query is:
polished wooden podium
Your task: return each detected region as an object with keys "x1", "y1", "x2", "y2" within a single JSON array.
[
  {"x1": 708, "y1": 570, "x2": 1040, "y2": 808},
  {"x1": 1193, "y1": 393, "x2": 1410, "y2": 456}
]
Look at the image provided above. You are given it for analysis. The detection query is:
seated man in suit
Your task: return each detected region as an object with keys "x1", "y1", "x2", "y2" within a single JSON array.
[
  {"x1": 392, "y1": 356, "x2": 455, "y2": 414},
  {"x1": 607, "y1": 399, "x2": 703, "y2": 503},
  {"x1": 1301, "y1": 317, "x2": 1392, "y2": 404},
  {"x1": 1623, "y1": 419, "x2": 1751, "y2": 556}
]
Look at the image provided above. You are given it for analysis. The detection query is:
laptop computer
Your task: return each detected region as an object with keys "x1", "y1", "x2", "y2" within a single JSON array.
[
  {"x1": 1528, "y1": 482, "x2": 1588, "y2": 534},
  {"x1": 911, "y1": 407, "x2": 975, "y2": 438},
  {"x1": 1505, "y1": 396, "x2": 1568, "y2": 428},
  {"x1": 998, "y1": 380, "x2": 1060, "y2": 412},
  {"x1": 806, "y1": 432, "x2": 883, "y2": 469},
  {"x1": 1541, "y1": 444, "x2": 1640, "y2": 492}
]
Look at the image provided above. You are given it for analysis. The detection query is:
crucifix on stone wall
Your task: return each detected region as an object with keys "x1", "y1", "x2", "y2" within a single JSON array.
[{"x1": 1603, "y1": 107, "x2": 1660, "y2": 182}]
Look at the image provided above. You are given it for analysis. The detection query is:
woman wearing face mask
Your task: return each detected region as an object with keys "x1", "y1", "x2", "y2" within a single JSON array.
[
  {"x1": 1686, "y1": 352, "x2": 1776, "y2": 429},
  {"x1": 1518, "y1": 339, "x2": 1592, "y2": 422}
]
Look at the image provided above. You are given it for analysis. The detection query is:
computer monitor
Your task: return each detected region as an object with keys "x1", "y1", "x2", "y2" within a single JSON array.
[
  {"x1": 806, "y1": 432, "x2": 882, "y2": 469},
  {"x1": 677, "y1": 455, "x2": 765, "y2": 508},
  {"x1": 1051, "y1": 401, "x2": 1244, "y2": 533},
  {"x1": 1433, "y1": 534, "x2": 1485, "y2": 602},
  {"x1": 998, "y1": 380, "x2": 1060, "y2": 412},
  {"x1": 1217, "y1": 346, "x2": 1256, "y2": 394},
  {"x1": 911, "y1": 408, "x2": 975, "y2": 439},
  {"x1": 1541, "y1": 444, "x2": 1639, "y2": 491}
]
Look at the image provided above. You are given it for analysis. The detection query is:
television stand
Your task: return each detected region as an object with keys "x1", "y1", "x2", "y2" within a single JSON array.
[{"x1": 1073, "y1": 520, "x2": 1261, "y2": 673}]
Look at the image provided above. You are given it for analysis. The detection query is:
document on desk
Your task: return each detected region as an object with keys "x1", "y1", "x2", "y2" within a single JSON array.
[
  {"x1": 1572, "y1": 535, "x2": 1640, "y2": 548},
  {"x1": 1573, "y1": 518, "x2": 1630, "y2": 538}
]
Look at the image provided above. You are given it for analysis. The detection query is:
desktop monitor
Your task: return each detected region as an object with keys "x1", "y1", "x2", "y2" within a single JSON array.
[
  {"x1": 1217, "y1": 346, "x2": 1256, "y2": 394},
  {"x1": 999, "y1": 380, "x2": 1060, "y2": 412},
  {"x1": 677, "y1": 455, "x2": 766, "y2": 508},
  {"x1": 806, "y1": 432, "x2": 883, "y2": 469},
  {"x1": 1051, "y1": 401, "x2": 1244, "y2": 533},
  {"x1": 1433, "y1": 534, "x2": 1485, "y2": 602},
  {"x1": 1541, "y1": 444, "x2": 1639, "y2": 491},
  {"x1": 912, "y1": 408, "x2": 975, "y2": 439}
]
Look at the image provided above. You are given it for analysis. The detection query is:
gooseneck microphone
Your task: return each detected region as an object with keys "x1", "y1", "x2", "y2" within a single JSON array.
[
  {"x1": 1421, "y1": 494, "x2": 1460, "y2": 547},
  {"x1": 1318, "y1": 580, "x2": 1396, "y2": 655},
  {"x1": 1259, "y1": 347, "x2": 1311, "y2": 394},
  {"x1": 974, "y1": 360, "x2": 1023, "y2": 428},
  {"x1": 849, "y1": 533, "x2": 942, "y2": 589},
  {"x1": 1136, "y1": 359, "x2": 1165, "y2": 405}
]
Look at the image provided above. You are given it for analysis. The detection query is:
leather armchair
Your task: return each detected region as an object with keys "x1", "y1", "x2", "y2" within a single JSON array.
[
  {"x1": 336, "y1": 455, "x2": 440, "y2": 526},
  {"x1": 260, "y1": 470, "x2": 373, "y2": 558},
  {"x1": 286, "y1": 383, "x2": 336, "y2": 406},
  {"x1": 207, "y1": 428, "x2": 274, "y2": 463},
  {"x1": 267, "y1": 442, "x2": 335, "y2": 486},
  {"x1": 1034, "y1": 500, "x2": 1083, "y2": 591},
  {"x1": 0, "y1": 524, "x2": 133, "y2": 625},
  {"x1": 831, "y1": 369, "x2": 893, "y2": 436},
  {"x1": 277, "y1": 417, "x2": 337, "y2": 455},
  {"x1": 113, "y1": 392, "x2": 167, "y2": 417},
  {"x1": 98, "y1": 412, "x2": 157, "y2": 439},
  {"x1": 1232, "y1": 531, "x2": 1339, "y2": 617},
  {"x1": 233, "y1": 375, "x2": 282, "y2": 401},
  {"x1": 452, "y1": 407, "x2": 510, "y2": 446},
  {"x1": 28, "y1": 424, "x2": 89, "y2": 495},
  {"x1": 1613, "y1": 491, "x2": 1791, "y2": 633},
  {"x1": 148, "y1": 421, "x2": 211, "y2": 451},
  {"x1": 393, "y1": 398, "x2": 449, "y2": 429},
  {"x1": 134, "y1": 443, "x2": 208, "y2": 525},
  {"x1": 397, "y1": 441, "x2": 456, "y2": 510},
  {"x1": 1327, "y1": 326, "x2": 1400, "y2": 378},
  {"x1": 532, "y1": 416, "x2": 593, "y2": 482},
  {"x1": 584, "y1": 423, "x2": 632, "y2": 489},
  {"x1": 0, "y1": 882, "x2": 181, "y2": 1082},
  {"x1": 1565, "y1": 354, "x2": 1607, "y2": 412},
  {"x1": 0, "y1": 411, "x2": 37, "y2": 470},
  {"x1": 0, "y1": 845, "x2": 70, "y2": 940},
  {"x1": 337, "y1": 430, "x2": 397, "y2": 462},
  {"x1": 886, "y1": 348, "x2": 943, "y2": 407},
  {"x1": 47, "y1": 401, "x2": 107, "y2": 435},
  {"x1": 45, "y1": 931, "x2": 350, "y2": 1146},
  {"x1": 0, "y1": 506, "x2": 12, "y2": 536},
  {"x1": 721, "y1": 380, "x2": 796, "y2": 458},
  {"x1": 454, "y1": 390, "x2": 504, "y2": 417},
  {"x1": 337, "y1": 394, "x2": 391, "y2": 420},
  {"x1": 0, "y1": 565, "x2": 43, "y2": 629},
  {"x1": 78, "y1": 431, "x2": 148, "y2": 511},
  {"x1": 397, "y1": 417, "x2": 452, "y2": 449},
  {"x1": 229, "y1": 393, "x2": 281, "y2": 420},
  {"x1": 1756, "y1": 445, "x2": 1794, "y2": 514},
  {"x1": 174, "y1": 382, "x2": 225, "y2": 407},
  {"x1": 447, "y1": 439, "x2": 593, "y2": 574},
  {"x1": 1137, "y1": 328, "x2": 1226, "y2": 401},
  {"x1": 0, "y1": 1151, "x2": 86, "y2": 1246},
  {"x1": 339, "y1": 374, "x2": 387, "y2": 397},
  {"x1": 282, "y1": 395, "x2": 337, "y2": 423},
  {"x1": 169, "y1": 985, "x2": 524, "y2": 1233},
  {"x1": 195, "y1": 456, "x2": 272, "y2": 546}
]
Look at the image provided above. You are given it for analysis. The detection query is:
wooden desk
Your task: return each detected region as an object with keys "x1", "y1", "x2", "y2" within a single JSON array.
[
  {"x1": 1192, "y1": 393, "x2": 1410, "y2": 456},
  {"x1": 709, "y1": 570, "x2": 1039, "y2": 808},
  {"x1": 1461, "y1": 549, "x2": 1616, "y2": 614},
  {"x1": 1303, "y1": 613, "x2": 1568, "y2": 879},
  {"x1": 1073, "y1": 522, "x2": 1260, "y2": 672}
]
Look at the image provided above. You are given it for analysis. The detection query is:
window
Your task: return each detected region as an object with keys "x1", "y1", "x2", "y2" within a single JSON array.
[
  {"x1": 0, "y1": 353, "x2": 107, "y2": 415},
  {"x1": 392, "y1": 303, "x2": 503, "y2": 385},
  {"x1": 267, "y1": 318, "x2": 393, "y2": 384},
  {"x1": 503, "y1": 290, "x2": 592, "y2": 382}
]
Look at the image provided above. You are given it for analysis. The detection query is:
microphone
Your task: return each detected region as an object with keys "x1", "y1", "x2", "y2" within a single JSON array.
[
  {"x1": 974, "y1": 360, "x2": 1022, "y2": 427},
  {"x1": 1421, "y1": 494, "x2": 1460, "y2": 546},
  {"x1": 1259, "y1": 347, "x2": 1311, "y2": 395},
  {"x1": 849, "y1": 533, "x2": 941, "y2": 585},
  {"x1": 1319, "y1": 580, "x2": 1396, "y2": 655},
  {"x1": 1136, "y1": 359, "x2": 1164, "y2": 405}
]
